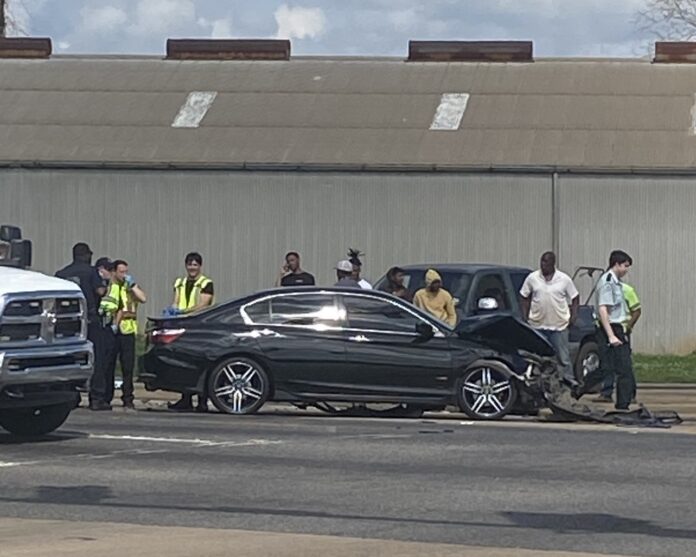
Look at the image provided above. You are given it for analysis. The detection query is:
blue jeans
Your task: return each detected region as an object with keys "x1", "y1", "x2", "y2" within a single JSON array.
[{"x1": 538, "y1": 328, "x2": 573, "y2": 381}]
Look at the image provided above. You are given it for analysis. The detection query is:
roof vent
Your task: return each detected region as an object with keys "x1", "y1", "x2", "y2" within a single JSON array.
[
  {"x1": 0, "y1": 37, "x2": 52, "y2": 59},
  {"x1": 408, "y1": 40, "x2": 533, "y2": 62},
  {"x1": 166, "y1": 39, "x2": 291, "y2": 61},
  {"x1": 654, "y1": 42, "x2": 696, "y2": 63}
]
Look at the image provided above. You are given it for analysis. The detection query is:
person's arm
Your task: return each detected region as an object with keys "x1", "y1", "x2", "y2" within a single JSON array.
[
  {"x1": 598, "y1": 305, "x2": 621, "y2": 346},
  {"x1": 275, "y1": 265, "x2": 290, "y2": 287},
  {"x1": 186, "y1": 283, "x2": 214, "y2": 314},
  {"x1": 131, "y1": 284, "x2": 147, "y2": 304},
  {"x1": 445, "y1": 294, "x2": 457, "y2": 327},
  {"x1": 569, "y1": 295, "x2": 579, "y2": 326},
  {"x1": 412, "y1": 290, "x2": 423, "y2": 310},
  {"x1": 626, "y1": 307, "x2": 642, "y2": 334},
  {"x1": 519, "y1": 275, "x2": 533, "y2": 321},
  {"x1": 172, "y1": 284, "x2": 179, "y2": 308}
]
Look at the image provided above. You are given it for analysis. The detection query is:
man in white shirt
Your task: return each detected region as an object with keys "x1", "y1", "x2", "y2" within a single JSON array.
[{"x1": 520, "y1": 251, "x2": 579, "y2": 384}]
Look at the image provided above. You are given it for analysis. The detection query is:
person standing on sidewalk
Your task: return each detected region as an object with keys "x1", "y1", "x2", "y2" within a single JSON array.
[
  {"x1": 594, "y1": 281, "x2": 642, "y2": 403},
  {"x1": 348, "y1": 248, "x2": 373, "y2": 290},
  {"x1": 91, "y1": 261, "x2": 119, "y2": 411},
  {"x1": 56, "y1": 243, "x2": 104, "y2": 408},
  {"x1": 275, "y1": 251, "x2": 315, "y2": 287},
  {"x1": 413, "y1": 269, "x2": 457, "y2": 327},
  {"x1": 168, "y1": 252, "x2": 215, "y2": 412},
  {"x1": 520, "y1": 252, "x2": 579, "y2": 385},
  {"x1": 334, "y1": 260, "x2": 360, "y2": 287},
  {"x1": 579, "y1": 250, "x2": 634, "y2": 410},
  {"x1": 110, "y1": 260, "x2": 147, "y2": 410}
]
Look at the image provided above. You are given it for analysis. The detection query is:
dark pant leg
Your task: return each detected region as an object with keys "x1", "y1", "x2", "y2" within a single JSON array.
[
  {"x1": 612, "y1": 327, "x2": 633, "y2": 409},
  {"x1": 118, "y1": 334, "x2": 136, "y2": 405},
  {"x1": 103, "y1": 328, "x2": 117, "y2": 404},
  {"x1": 601, "y1": 371, "x2": 615, "y2": 397}
]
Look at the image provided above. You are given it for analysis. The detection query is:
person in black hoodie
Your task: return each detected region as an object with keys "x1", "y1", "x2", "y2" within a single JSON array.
[{"x1": 379, "y1": 266, "x2": 412, "y2": 302}]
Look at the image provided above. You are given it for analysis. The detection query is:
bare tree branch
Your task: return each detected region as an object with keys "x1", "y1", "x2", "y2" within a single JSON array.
[{"x1": 636, "y1": 0, "x2": 696, "y2": 41}]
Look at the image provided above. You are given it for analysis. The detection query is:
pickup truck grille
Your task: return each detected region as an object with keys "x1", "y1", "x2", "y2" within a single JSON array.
[{"x1": 0, "y1": 294, "x2": 86, "y2": 347}]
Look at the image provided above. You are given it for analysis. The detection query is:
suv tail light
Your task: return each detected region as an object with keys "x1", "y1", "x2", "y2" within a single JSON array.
[{"x1": 150, "y1": 328, "x2": 186, "y2": 345}]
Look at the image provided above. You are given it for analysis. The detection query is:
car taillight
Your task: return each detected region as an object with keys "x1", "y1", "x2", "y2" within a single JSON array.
[{"x1": 150, "y1": 328, "x2": 186, "y2": 345}]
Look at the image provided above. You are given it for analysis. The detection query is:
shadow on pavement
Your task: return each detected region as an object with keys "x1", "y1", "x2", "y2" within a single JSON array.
[{"x1": 0, "y1": 430, "x2": 87, "y2": 445}]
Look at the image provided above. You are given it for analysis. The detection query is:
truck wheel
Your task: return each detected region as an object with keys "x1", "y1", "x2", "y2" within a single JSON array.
[
  {"x1": 575, "y1": 341, "x2": 600, "y2": 382},
  {"x1": 0, "y1": 404, "x2": 72, "y2": 436}
]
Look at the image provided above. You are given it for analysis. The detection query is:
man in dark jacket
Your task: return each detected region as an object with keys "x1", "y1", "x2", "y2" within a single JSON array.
[
  {"x1": 379, "y1": 266, "x2": 413, "y2": 302},
  {"x1": 56, "y1": 243, "x2": 107, "y2": 409}
]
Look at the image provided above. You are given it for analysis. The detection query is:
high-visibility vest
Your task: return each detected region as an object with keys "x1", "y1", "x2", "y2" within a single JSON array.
[
  {"x1": 99, "y1": 282, "x2": 120, "y2": 325},
  {"x1": 118, "y1": 284, "x2": 138, "y2": 335},
  {"x1": 174, "y1": 275, "x2": 213, "y2": 311}
]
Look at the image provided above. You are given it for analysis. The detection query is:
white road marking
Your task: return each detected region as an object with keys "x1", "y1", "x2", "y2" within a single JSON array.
[
  {"x1": 0, "y1": 460, "x2": 41, "y2": 467},
  {"x1": 430, "y1": 93, "x2": 470, "y2": 130},
  {"x1": 172, "y1": 91, "x2": 218, "y2": 128},
  {"x1": 88, "y1": 433, "x2": 282, "y2": 448},
  {"x1": 690, "y1": 93, "x2": 696, "y2": 136}
]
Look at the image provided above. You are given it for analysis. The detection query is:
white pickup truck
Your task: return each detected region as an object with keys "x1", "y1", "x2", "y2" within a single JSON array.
[{"x1": 0, "y1": 227, "x2": 93, "y2": 436}]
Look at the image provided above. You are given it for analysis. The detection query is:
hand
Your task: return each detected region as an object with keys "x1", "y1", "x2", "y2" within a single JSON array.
[
  {"x1": 281, "y1": 265, "x2": 290, "y2": 274},
  {"x1": 110, "y1": 323, "x2": 119, "y2": 334},
  {"x1": 125, "y1": 274, "x2": 135, "y2": 288},
  {"x1": 608, "y1": 335, "x2": 623, "y2": 347}
]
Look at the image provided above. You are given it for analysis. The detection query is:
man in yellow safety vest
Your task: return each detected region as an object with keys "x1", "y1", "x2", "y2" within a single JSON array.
[
  {"x1": 108, "y1": 260, "x2": 147, "y2": 410},
  {"x1": 168, "y1": 252, "x2": 215, "y2": 412}
]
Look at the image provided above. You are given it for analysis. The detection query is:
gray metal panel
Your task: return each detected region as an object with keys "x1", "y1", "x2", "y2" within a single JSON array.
[
  {"x1": 558, "y1": 174, "x2": 696, "y2": 354},
  {"x1": 0, "y1": 169, "x2": 550, "y2": 329},
  {"x1": 5, "y1": 58, "x2": 696, "y2": 169}
]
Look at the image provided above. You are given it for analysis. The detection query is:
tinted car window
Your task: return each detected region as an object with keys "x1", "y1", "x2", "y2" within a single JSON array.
[
  {"x1": 244, "y1": 295, "x2": 343, "y2": 326},
  {"x1": 375, "y1": 270, "x2": 471, "y2": 303},
  {"x1": 343, "y1": 295, "x2": 421, "y2": 333},
  {"x1": 472, "y1": 273, "x2": 512, "y2": 311}
]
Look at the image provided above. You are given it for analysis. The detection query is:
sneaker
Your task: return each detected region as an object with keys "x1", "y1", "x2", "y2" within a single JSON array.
[
  {"x1": 89, "y1": 400, "x2": 112, "y2": 411},
  {"x1": 167, "y1": 398, "x2": 193, "y2": 412},
  {"x1": 123, "y1": 402, "x2": 136, "y2": 411},
  {"x1": 592, "y1": 394, "x2": 613, "y2": 403},
  {"x1": 195, "y1": 404, "x2": 209, "y2": 413}
]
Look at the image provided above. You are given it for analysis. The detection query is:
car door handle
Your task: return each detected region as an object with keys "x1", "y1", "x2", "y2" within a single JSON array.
[{"x1": 349, "y1": 334, "x2": 371, "y2": 342}]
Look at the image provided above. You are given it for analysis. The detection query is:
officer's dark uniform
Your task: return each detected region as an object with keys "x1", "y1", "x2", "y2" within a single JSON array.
[{"x1": 55, "y1": 259, "x2": 103, "y2": 402}]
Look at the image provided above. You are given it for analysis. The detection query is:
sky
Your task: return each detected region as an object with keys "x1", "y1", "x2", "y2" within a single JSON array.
[{"x1": 6, "y1": 0, "x2": 656, "y2": 58}]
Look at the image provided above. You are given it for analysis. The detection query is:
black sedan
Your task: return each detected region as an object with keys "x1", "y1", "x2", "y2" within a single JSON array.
[{"x1": 141, "y1": 287, "x2": 557, "y2": 420}]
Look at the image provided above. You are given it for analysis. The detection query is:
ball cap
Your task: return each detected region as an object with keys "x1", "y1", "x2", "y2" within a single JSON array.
[{"x1": 336, "y1": 260, "x2": 354, "y2": 272}]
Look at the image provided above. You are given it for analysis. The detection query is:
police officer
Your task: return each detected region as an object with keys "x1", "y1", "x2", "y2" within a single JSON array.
[
  {"x1": 168, "y1": 252, "x2": 214, "y2": 412},
  {"x1": 56, "y1": 243, "x2": 104, "y2": 407},
  {"x1": 109, "y1": 260, "x2": 147, "y2": 410},
  {"x1": 579, "y1": 250, "x2": 634, "y2": 410}
]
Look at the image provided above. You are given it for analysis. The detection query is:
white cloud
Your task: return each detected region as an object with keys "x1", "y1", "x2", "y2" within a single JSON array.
[
  {"x1": 388, "y1": 8, "x2": 420, "y2": 32},
  {"x1": 80, "y1": 5, "x2": 128, "y2": 34},
  {"x1": 274, "y1": 4, "x2": 326, "y2": 40},
  {"x1": 211, "y1": 18, "x2": 233, "y2": 38},
  {"x1": 57, "y1": 40, "x2": 71, "y2": 51},
  {"x1": 129, "y1": 0, "x2": 196, "y2": 36}
]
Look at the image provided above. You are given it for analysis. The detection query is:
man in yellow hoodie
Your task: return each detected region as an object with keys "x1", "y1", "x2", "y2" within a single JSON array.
[{"x1": 413, "y1": 269, "x2": 457, "y2": 327}]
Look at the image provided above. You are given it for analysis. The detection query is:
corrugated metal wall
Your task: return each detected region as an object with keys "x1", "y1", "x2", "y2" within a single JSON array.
[
  {"x1": 0, "y1": 168, "x2": 550, "y2": 329},
  {"x1": 558, "y1": 175, "x2": 696, "y2": 354}
]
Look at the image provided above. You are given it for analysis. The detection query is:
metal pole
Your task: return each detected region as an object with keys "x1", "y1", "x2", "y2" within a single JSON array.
[{"x1": 552, "y1": 171, "x2": 560, "y2": 262}]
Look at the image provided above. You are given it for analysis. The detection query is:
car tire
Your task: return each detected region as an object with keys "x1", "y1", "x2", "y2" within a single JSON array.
[
  {"x1": 208, "y1": 357, "x2": 270, "y2": 415},
  {"x1": 456, "y1": 361, "x2": 517, "y2": 420},
  {"x1": 0, "y1": 403, "x2": 72, "y2": 436},
  {"x1": 575, "y1": 340, "x2": 600, "y2": 382}
]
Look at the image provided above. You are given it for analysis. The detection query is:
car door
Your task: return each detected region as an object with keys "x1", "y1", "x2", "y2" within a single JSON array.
[
  {"x1": 240, "y1": 292, "x2": 348, "y2": 397},
  {"x1": 339, "y1": 293, "x2": 453, "y2": 399}
]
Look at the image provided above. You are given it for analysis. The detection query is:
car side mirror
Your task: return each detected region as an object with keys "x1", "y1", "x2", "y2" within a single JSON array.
[
  {"x1": 477, "y1": 297, "x2": 499, "y2": 311},
  {"x1": 415, "y1": 322, "x2": 435, "y2": 339}
]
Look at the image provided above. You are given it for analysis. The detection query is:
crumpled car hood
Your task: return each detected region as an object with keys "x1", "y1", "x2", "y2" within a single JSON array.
[{"x1": 456, "y1": 314, "x2": 555, "y2": 357}]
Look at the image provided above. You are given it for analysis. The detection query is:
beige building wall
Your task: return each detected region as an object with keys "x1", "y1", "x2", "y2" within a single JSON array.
[
  {"x1": 0, "y1": 168, "x2": 551, "y2": 330},
  {"x1": 558, "y1": 175, "x2": 696, "y2": 354}
]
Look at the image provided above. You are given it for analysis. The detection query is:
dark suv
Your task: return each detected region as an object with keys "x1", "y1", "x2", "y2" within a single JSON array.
[{"x1": 374, "y1": 264, "x2": 599, "y2": 380}]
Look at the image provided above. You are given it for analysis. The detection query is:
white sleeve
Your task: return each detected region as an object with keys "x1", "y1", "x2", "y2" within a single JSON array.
[
  {"x1": 519, "y1": 274, "x2": 533, "y2": 297},
  {"x1": 565, "y1": 275, "x2": 579, "y2": 300}
]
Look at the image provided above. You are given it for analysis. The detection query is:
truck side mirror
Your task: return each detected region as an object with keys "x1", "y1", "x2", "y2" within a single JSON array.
[
  {"x1": 0, "y1": 225, "x2": 21, "y2": 242},
  {"x1": 11, "y1": 239, "x2": 32, "y2": 268},
  {"x1": 477, "y1": 297, "x2": 499, "y2": 311}
]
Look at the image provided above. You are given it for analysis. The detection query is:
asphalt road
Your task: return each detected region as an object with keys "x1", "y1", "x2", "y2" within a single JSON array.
[{"x1": 1, "y1": 407, "x2": 695, "y2": 556}]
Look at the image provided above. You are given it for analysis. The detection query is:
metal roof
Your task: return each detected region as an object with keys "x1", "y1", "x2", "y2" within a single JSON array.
[{"x1": 3, "y1": 56, "x2": 696, "y2": 172}]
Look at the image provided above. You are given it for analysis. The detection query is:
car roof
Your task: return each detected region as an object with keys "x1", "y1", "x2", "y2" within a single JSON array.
[{"x1": 395, "y1": 263, "x2": 533, "y2": 274}]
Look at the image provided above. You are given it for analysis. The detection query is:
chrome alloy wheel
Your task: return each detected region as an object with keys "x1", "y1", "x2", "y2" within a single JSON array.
[
  {"x1": 210, "y1": 360, "x2": 268, "y2": 414},
  {"x1": 460, "y1": 366, "x2": 515, "y2": 419},
  {"x1": 582, "y1": 352, "x2": 600, "y2": 377}
]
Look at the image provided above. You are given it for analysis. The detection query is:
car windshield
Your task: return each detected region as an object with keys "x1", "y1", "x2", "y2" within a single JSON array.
[{"x1": 375, "y1": 270, "x2": 472, "y2": 303}]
